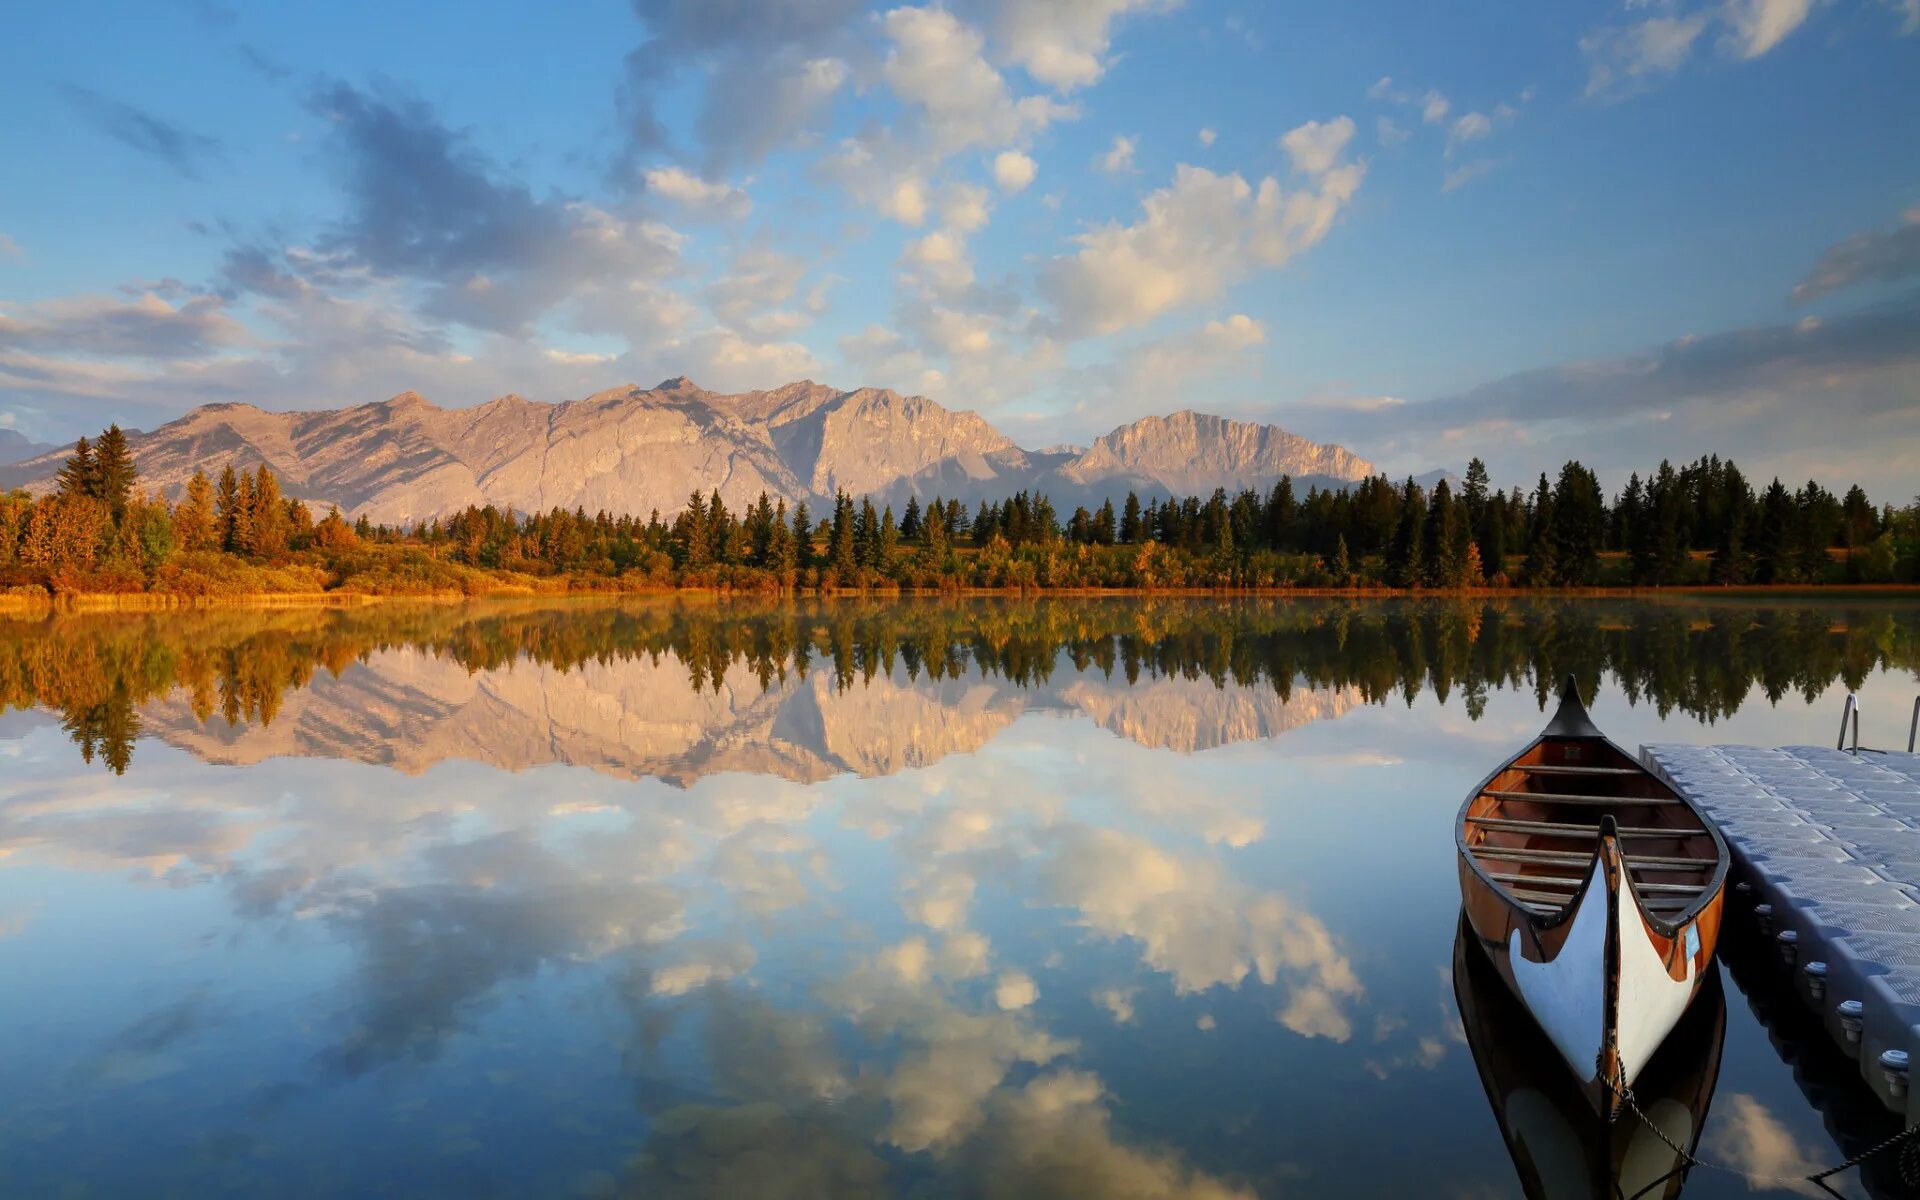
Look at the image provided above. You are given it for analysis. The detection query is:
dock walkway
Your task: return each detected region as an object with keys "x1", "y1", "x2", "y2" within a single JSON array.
[{"x1": 1643, "y1": 742, "x2": 1920, "y2": 1124}]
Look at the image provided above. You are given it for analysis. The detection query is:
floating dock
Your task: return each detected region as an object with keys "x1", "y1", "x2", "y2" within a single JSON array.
[{"x1": 1642, "y1": 741, "x2": 1920, "y2": 1124}]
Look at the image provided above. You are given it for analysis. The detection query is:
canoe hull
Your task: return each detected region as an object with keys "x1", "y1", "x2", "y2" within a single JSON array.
[
  {"x1": 1453, "y1": 913, "x2": 1727, "y2": 1200},
  {"x1": 1460, "y1": 835, "x2": 1724, "y2": 1115}
]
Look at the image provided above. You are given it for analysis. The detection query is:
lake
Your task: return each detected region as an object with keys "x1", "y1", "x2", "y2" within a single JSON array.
[{"x1": 2, "y1": 596, "x2": 1918, "y2": 1199}]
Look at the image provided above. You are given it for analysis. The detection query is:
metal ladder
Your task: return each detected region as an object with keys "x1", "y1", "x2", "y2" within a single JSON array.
[{"x1": 1835, "y1": 693, "x2": 1920, "y2": 754}]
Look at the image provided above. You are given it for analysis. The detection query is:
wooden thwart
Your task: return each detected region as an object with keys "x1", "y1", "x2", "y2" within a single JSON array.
[
  {"x1": 1483, "y1": 789, "x2": 1681, "y2": 807},
  {"x1": 1484, "y1": 870, "x2": 1702, "y2": 896},
  {"x1": 1518, "y1": 764, "x2": 1643, "y2": 777},
  {"x1": 1466, "y1": 845, "x2": 1716, "y2": 870},
  {"x1": 1508, "y1": 886, "x2": 1694, "y2": 911},
  {"x1": 1466, "y1": 815, "x2": 1695, "y2": 839}
]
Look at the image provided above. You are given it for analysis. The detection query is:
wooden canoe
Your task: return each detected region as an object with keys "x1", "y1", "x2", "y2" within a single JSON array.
[
  {"x1": 1453, "y1": 914, "x2": 1726, "y2": 1200},
  {"x1": 1456, "y1": 676, "x2": 1728, "y2": 1118}
]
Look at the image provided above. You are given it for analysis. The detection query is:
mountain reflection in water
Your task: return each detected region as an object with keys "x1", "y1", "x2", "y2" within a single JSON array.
[
  {"x1": 0, "y1": 596, "x2": 1916, "y2": 1198},
  {"x1": 2, "y1": 596, "x2": 1915, "y2": 777}
]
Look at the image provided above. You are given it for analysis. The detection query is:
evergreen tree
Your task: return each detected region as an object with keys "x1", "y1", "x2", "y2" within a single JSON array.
[
  {"x1": 175, "y1": 471, "x2": 218, "y2": 551},
  {"x1": 1329, "y1": 534, "x2": 1351, "y2": 585},
  {"x1": 878, "y1": 504, "x2": 899, "y2": 569},
  {"x1": 1549, "y1": 461, "x2": 1605, "y2": 585},
  {"x1": 1462, "y1": 458, "x2": 1490, "y2": 554},
  {"x1": 900, "y1": 496, "x2": 922, "y2": 541},
  {"x1": 1265, "y1": 476, "x2": 1297, "y2": 551},
  {"x1": 1755, "y1": 478, "x2": 1796, "y2": 583},
  {"x1": 1522, "y1": 473, "x2": 1556, "y2": 585},
  {"x1": 791, "y1": 501, "x2": 813, "y2": 569},
  {"x1": 250, "y1": 465, "x2": 289, "y2": 556},
  {"x1": 1386, "y1": 477, "x2": 1427, "y2": 587},
  {"x1": 1094, "y1": 498, "x2": 1117, "y2": 545},
  {"x1": 828, "y1": 491, "x2": 856, "y2": 576},
  {"x1": 92, "y1": 425, "x2": 137, "y2": 521},
  {"x1": 55, "y1": 437, "x2": 97, "y2": 502},
  {"x1": 1423, "y1": 479, "x2": 1460, "y2": 587}
]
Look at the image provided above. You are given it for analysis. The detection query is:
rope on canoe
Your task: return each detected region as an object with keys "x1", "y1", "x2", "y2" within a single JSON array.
[{"x1": 1605, "y1": 1075, "x2": 1920, "y2": 1200}]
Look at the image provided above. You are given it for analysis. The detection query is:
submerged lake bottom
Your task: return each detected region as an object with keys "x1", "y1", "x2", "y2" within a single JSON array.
[{"x1": 1, "y1": 595, "x2": 1917, "y2": 1199}]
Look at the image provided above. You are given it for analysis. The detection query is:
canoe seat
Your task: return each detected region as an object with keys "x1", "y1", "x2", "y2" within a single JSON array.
[
  {"x1": 1520, "y1": 765, "x2": 1643, "y2": 777},
  {"x1": 1468, "y1": 846, "x2": 1716, "y2": 870},
  {"x1": 1483, "y1": 870, "x2": 1702, "y2": 896},
  {"x1": 1484, "y1": 789, "x2": 1681, "y2": 807},
  {"x1": 1466, "y1": 815, "x2": 1696, "y2": 839}
]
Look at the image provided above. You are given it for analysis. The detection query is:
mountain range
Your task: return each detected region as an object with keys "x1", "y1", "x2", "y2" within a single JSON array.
[{"x1": 0, "y1": 377, "x2": 1401, "y2": 524}]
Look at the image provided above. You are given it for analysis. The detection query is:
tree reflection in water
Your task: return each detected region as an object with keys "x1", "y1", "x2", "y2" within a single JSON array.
[{"x1": 2, "y1": 595, "x2": 1916, "y2": 775}]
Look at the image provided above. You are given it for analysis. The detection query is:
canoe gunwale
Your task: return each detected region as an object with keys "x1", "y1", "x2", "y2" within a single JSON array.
[{"x1": 1453, "y1": 729, "x2": 1730, "y2": 940}]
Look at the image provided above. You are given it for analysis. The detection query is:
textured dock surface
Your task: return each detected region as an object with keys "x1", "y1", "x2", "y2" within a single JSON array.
[{"x1": 1643, "y1": 742, "x2": 1920, "y2": 1123}]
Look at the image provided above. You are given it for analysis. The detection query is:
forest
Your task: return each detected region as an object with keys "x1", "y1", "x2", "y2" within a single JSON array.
[{"x1": 2, "y1": 426, "x2": 1917, "y2": 599}]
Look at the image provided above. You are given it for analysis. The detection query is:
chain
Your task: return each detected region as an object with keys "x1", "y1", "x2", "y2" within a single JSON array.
[{"x1": 1605, "y1": 1076, "x2": 1920, "y2": 1199}]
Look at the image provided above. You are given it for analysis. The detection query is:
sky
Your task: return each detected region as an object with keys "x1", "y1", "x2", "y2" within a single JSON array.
[{"x1": 1, "y1": 0, "x2": 1917, "y2": 496}]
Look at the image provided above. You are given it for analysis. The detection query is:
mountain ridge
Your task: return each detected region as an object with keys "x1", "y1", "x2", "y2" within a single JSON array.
[{"x1": 0, "y1": 377, "x2": 1390, "y2": 523}]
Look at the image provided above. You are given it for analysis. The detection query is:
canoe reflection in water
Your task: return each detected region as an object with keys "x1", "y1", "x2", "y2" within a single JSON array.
[{"x1": 1455, "y1": 915, "x2": 1728, "y2": 1200}]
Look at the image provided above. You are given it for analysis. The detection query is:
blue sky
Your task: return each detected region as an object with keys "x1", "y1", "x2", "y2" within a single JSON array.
[{"x1": 1, "y1": 0, "x2": 1917, "y2": 493}]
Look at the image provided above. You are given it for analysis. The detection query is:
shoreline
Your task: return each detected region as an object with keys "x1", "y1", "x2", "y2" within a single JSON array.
[{"x1": 5, "y1": 581, "x2": 1919, "y2": 616}]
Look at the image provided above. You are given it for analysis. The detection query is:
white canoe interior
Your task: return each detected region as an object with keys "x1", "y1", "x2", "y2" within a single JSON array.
[{"x1": 1462, "y1": 740, "x2": 1720, "y2": 920}]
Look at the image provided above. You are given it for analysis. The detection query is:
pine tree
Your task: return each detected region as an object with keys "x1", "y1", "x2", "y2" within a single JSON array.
[
  {"x1": 56, "y1": 437, "x2": 97, "y2": 501},
  {"x1": 1120, "y1": 492, "x2": 1143, "y2": 544},
  {"x1": 1424, "y1": 479, "x2": 1460, "y2": 587},
  {"x1": 1549, "y1": 461, "x2": 1604, "y2": 586},
  {"x1": 1462, "y1": 458, "x2": 1490, "y2": 560},
  {"x1": 1522, "y1": 473, "x2": 1556, "y2": 585},
  {"x1": 1387, "y1": 477, "x2": 1427, "y2": 588},
  {"x1": 1755, "y1": 478, "x2": 1796, "y2": 583},
  {"x1": 1094, "y1": 498, "x2": 1117, "y2": 545},
  {"x1": 1329, "y1": 534, "x2": 1351, "y2": 585},
  {"x1": 250, "y1": 465, "x2": 289, "y2": 556},
  {"x1": 175, "y1": 471, "x2": 218, "y2": 551},
  {"x1": 92, "y1": 425, "x2": 137, "y2": 521},
  {"x1": 900, "y1": 496, "x2": 922, "y2": 541},
  {"x1": 1266, "y1": 476, "x2": 1297, "y2": 551},
  {"x1": 791, "y1": 501, "x2": 813, "y2": 569}
]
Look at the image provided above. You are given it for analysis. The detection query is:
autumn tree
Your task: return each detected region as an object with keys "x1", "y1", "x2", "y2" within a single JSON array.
[{"x1": 173, "y1": 471, "x2": 218, "y2": 551}]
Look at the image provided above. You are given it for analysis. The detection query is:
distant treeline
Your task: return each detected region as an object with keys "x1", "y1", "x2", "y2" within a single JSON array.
[
  {"x1": 3, "y1": 429, "x2": 1918, "y2": 596},
  {"x1": 5, "y1": 596, "x2": 1916, "y2": 773}
]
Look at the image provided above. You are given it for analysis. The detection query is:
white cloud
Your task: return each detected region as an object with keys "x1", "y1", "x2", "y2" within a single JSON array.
[
  {"x1": 1420, "y1": 89, "x2": 1450, "y2": 124},
  {"x1": 992, "y1": 149, "x2": 1038, "y2": 192},
  {"x1": 881, "y1": 6, "x2": 1073, "y2": 155},
  {"x1": 674, "y1": 327, "x2": 821, "y2": 392},
  {"x1": 994, "y1": 970, "x2": 1039, "y2": 1009},
  {"x1": 1442, "y1": 158, "x2": 1506, "y2": 192},
  {"x1": 1197, "y1": 127, "x2": 1216, "y2": 146},
  {"x1": 1581, "y1": 15, "x2": 1709, "y2": 96},
  {"x1": 1280, "y1": 116, "x2": 1355, "y2": 178},
  {"x1": 1375, "y1": 116, "x2": 1408, "y2": 147},
  {"x1": 641, "y1": 166, "x2": 752, "y2": 218},
  {"x1": 1446, "y1": 111, "x2": 1493, "y2": 152},
  {"x1": 940, "y1": 183, "x2": 993, "y2": 233},
  {"x1": 1040, "y1": 153, "x2": 1363, "y2": 337},
  {"x1": 883, "y1": 177, "x2": 931, "y2": 226},
  {"x1": 1099, "y1": 134, "x2": 1138, "y2": 174},
  {"x1": 0, "y1": 233, "x2": 20, "y2": 260},
  {"x1": 1720, "y1": 0, "x2": 1815, "y2": 58},
  {"x1": 990, "y1": 0, "x2": 1172, "y2": 90},
  {"x1": 1581, "y1": 0, "x2": 1810, "y2": 98},
  {"x1": 902, "y1": 228, "x2": 977, "y2": 292}
]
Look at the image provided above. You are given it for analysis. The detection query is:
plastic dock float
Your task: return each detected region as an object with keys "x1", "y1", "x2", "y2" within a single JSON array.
[{"x1": 1642, "y1": 742, "x2": 1920, "y2": 1125}]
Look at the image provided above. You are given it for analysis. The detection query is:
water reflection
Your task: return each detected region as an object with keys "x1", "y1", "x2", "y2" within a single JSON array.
[
  {"x1": 2, "y1": 596, "x2": 1915, "y2": 777},
  {"x1": 0, "y1": 597, "x2": 1915, "y2": 1197},
  {"x1": 1455, "y1": 916, "x2": 1727, "y2": 1199}
]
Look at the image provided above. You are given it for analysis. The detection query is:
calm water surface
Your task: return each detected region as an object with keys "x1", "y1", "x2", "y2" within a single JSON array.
[{"x1": 2, "y1": 597, "x2": 1918, "y2": 1199}]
